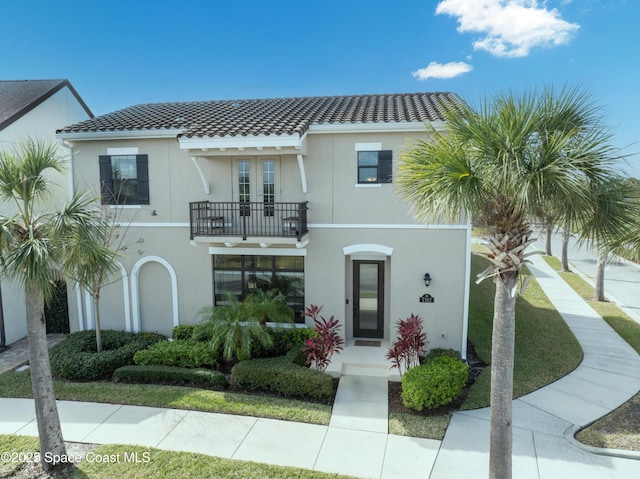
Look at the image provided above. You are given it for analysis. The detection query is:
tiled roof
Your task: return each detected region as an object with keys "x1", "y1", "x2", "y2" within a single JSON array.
[
  {"x1": 0, "y1": 79, "x2": 93, "y2": 132},
  {"x1": 57, "y1": 92, "x2": 465, "y2": 138}
]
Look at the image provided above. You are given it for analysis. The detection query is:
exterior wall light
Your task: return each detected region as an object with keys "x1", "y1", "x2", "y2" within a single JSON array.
[{"x1": 424, "y1": 273, "x2": 432, "y2": 287}]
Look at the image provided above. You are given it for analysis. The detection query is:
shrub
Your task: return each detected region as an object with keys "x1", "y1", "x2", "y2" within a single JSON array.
[
  {"x1": 113, "y1": 365, "x2": 227, "y2": 389},
  {"x1": 401, "y1": 356, "x2": 468, "y2": 411},
  {"x1": 302, "y1": 305, "x2": 344, "y2": 372},
  {"x1": 425, "y1": 348, "x2": 462, "y2": 363},
  {"x1": 172, "y1": 324, "x2": 197, "y2": 341},
  {"x1": 285, "y1": 343, "x2": 307, "y2": 367},
  {"x1": 252, "y1": 326, "x2": 315, "y2": 359},
  {"x1": 230, "y1": 356, "x2": 333, "y2": 402},
  {"x1": 49, "y1": 330, "x2": 166, "y2": 381},
  {"x1": 45, "y1": 280, "x2": 70, "y2": 334},
  {"x1": 133, "y1": 340, "x2": 217, "y2": 369},
  {"x1": 386, "y1": 314, "x2": 428, "y2": 378}
]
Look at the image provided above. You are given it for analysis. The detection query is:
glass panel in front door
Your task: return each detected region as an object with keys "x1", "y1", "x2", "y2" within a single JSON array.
[
  {"x1": 238, "y1": 160, "x2": 250, "y2": 216},
  {"x1": 263, "y1": 160, "x2": 275, "y2": 216},
  {"x1": 358, "y1": 263, "x2": 379, "y2": 332}
]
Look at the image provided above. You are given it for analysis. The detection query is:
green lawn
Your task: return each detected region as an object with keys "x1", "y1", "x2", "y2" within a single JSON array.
[
  {"x1": 462, "y1": 251, "x2": 583, "y2": 409},
  {"x1": 0, "y1": 435, "x2": 355, "y2": 479},
  {"x1": 544, "y1": 255, "x2": 640, "y2": 355},
  {"x1": 0, "y1": 371, "x2": 331, "y2": 425}
]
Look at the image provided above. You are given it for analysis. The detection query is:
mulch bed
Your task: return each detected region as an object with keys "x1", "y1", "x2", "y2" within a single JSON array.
[{"x1": 388, "y1": 341, "x2": 487, "y2": 415}]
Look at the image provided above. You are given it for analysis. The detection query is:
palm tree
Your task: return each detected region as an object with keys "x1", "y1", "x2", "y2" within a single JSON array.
[
  {"x1": 398, "y1": 87, "x2": 623, "y2": 479},
  {"x1": 63, "y1": 208, "x2": 122, "y2": 352},
  {"x1": 0, "y1": 139, "x2": 110, "y2": 470},
  {"x1": 578, "y1": 178, "x2": 639, "y2": 301},
  {"x1": 197, "y1": 293, "x2": 292, "y2": 361}
]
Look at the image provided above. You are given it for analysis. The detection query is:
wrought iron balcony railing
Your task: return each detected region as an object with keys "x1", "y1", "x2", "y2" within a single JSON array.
[{"x1": 189, "y1": 201, "x2": 308, "y2": 241}]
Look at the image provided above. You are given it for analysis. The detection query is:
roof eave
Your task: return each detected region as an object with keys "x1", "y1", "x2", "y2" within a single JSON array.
[
  {"x1": 56, "y1": 128, "x2": 186, "y2": 141},
  {"x1": 307, "y1": 120, "x2": 447, "y2": 134}
]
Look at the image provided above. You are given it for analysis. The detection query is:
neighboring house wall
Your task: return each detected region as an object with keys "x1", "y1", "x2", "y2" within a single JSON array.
[
  {"x1": 67, "y1": 129, "x2": 470, "y2": 352},
  {"x1": 0, "y1": 83, "x2": 92, "y2": 345}
]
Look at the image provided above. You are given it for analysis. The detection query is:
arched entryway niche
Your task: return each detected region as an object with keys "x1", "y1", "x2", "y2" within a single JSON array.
[
  {"x1": 342, "y1": 244, "x2": 392, "y2": 340},
  {"x1": 131, "y1": 256, "x2": 179, "y2": 335}
]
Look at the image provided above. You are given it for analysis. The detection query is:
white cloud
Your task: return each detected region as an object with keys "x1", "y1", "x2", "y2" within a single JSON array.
[
  {"x1": 436, "y1": 0, "x2": 580, "y2": 58},
  {"x1": 412, "y1": 61, "x2": 474, "y2": 80}
]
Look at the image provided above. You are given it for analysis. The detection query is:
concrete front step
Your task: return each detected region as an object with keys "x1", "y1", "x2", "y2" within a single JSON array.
[{"x1": 341, "y1": 362, "x2": 390, "y2": 378}]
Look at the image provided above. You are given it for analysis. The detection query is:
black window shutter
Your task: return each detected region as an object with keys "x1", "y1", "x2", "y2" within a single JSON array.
[
  {"x1": 378, "y1": 150, "x2": 393, "y2": 183},
  {"x1": 136, "y1": 154, "x2": 150, "y2": 204},
  {"x1": 98, "y1": 156, "x2": 113, "y2": 204}
]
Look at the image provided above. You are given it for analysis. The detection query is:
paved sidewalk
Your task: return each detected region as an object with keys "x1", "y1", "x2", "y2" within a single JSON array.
[
  {"x1": 432, "y1": 254, "x2": 640, "y2": 478},
  {"x1": 2, "y1": 254, "x2": 640, "y2": 478},
  {"x1": 0, "y1": 334, "x2": 65, "y2": 375}
]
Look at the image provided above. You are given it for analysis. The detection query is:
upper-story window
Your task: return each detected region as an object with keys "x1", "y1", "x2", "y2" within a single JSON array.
[
  {"x1": 99, "y1": 154, "x2": 149, "y2": 205},
  {"x1": 357, "y1": 150, "x2": 392, "y2": 184}
]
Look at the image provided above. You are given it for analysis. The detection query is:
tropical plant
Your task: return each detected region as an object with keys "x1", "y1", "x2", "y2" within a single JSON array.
[
  {"x1": 302, "y1": 305, "x2": 344, "y2": 372},
  {"x1": 197, "y1": 293, "x2": 287, "y2": 361},
  {"x1": 0, "y1": 139, "x2": 112, "y2": 470},
  {"x1": 62, "y1": 207, "x2": 121, "y2": 352},
  {"x1": 578, "y1": 177, "x2": 639, "y2": 301},
  {"x1": 386, "y1": 313, "x2": 428, "y2": 377},
  {"x1": 398, "y1": 86, "x2": 627, "y2": 479},
  {"x1": 242, "y1": 288, "x2": 294, "y2": 325}
]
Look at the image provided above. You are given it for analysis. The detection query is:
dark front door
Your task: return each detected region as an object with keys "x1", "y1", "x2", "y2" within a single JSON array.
[{"x1": 353, "y1": 260, "x2": 384, "y2": 338}]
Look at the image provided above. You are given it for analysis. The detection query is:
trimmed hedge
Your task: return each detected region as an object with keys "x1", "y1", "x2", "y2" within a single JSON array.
[
  {"x1": 49, "y1": 330, "x2": 166, "y2": 381},
  {"x1": 113, "y1": 365, "x2": 227, "y2": 389},
  {"x1": 230, "y1": 356, "x2": 333, "y2": 402},
  {"x1": 401, "y1": 356, "x2": 468, "y2": 411},
  {"x1": 134, "y1": 340, "x2": 217, "y2": 369},
  {"x1": 172, "y1": 324, "x2": 198, "y2": 341},
  {"x1": 424, "y1": 348, "x2": 463, "y2": 363}
]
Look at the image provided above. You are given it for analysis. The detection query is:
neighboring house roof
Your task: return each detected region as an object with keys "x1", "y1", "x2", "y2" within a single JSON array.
[
  {"x1": 0, "y1": 79, "x2": 94, "y2": 132},
  {"x1": 57, "y1": 92, "x2": 464, "y2": 138}
]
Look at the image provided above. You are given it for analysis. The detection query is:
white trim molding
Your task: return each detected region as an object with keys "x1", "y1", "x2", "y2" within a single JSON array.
[
  {"x1": 310, "y1": 223, "x2": 469, "y2": 230},
  {"x1": 116, "y1": 261, "x2": 132, "y2": 333},
  {"x1": 343, "y1": 244, "x2": 393, "y2": 256},
  {"x1": 209, "y1": 247, "x2": 307, "y2": 256},
  {"x1": 131, "y1": 256, "x2": 179, "y2": 332},
  {"x1": 355, "y1": 142, "x2": 382, "y2": 151},
  {"x1": 461, "y1": 221, "x2": 472, "y2": 361},
  {"x1": 179, "y1": 133, "x2": 306, "y2": 151},
  {"x1": 308, "y1": 120, "x2": 447, "y2": 134},
  {"x1": 107, "y1": 147, "x2": 139, "y2": 155},
  {"x1": 57, "y1": 129, "x2": 185, "y2": 141}
]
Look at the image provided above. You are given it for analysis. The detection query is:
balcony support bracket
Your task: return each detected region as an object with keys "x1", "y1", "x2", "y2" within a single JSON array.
[
  {"x1": 297, "y1": 154, "x2": 308, "y2": 194},
  {"x1": 191, "y1": 157, "x2": 211, "y2": 195}
]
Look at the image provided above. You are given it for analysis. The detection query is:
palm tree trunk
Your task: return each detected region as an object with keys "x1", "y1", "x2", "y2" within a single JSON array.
[
  {"x1": 25, "y1": 283, "x2": 66, "y2": 470},
  {"x1": 93, "y1": 294, "x2": 102, "y2": 353},
  {"x1": 489, "y1": 272, "x2": 518, "y2": 479},
  {"x1": 561, "y1": 221, "x2": 570, "y2": 272},
  {"x1": 594, "y1": 252, "x2": 607, "y2": 302},
  {"x1": 545, "y1": 225, "x2": 552, "y2": 256}
]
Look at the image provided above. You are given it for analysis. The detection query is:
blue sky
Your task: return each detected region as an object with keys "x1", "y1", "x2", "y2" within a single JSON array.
[{"x1": 2, "y1": 0, "x2": 639, "y2": 176}]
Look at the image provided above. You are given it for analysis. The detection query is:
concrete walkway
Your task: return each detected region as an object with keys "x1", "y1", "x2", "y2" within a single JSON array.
[
  {"x1": 0, "y1": 334, "x2": 65, "y2": 375},
  {"x1": 432, "y1": 254, "x2": 640, "y2": 478},
  {"x1": 2, "y1": 254, "x2": 640, "y2": 477}
]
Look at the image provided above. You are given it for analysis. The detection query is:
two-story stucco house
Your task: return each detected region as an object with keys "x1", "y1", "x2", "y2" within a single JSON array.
[
  {"x1": 0, "y1": 79, "x2": 93, "y2": 347},
  {"x1": 56, "y1": 92, "x2": 472, "y2": 365}
]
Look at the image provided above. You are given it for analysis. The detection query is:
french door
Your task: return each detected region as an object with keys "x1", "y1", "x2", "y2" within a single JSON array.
[{"x1": 235, "y1": 159, "x2": 277, "y2": 216}]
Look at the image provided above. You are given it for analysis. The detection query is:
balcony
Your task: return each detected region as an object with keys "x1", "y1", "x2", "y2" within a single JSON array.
[{"x1": 189, "y1": 201, "x2": 308, "y2": 242}]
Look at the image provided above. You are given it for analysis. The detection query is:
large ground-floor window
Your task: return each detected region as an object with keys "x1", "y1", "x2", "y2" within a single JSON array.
[{"x1": 213, "y1": 254, "x2": 305, "y2": 322}]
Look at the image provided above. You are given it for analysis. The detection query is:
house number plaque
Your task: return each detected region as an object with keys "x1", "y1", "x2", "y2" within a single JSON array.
[{"x1": 419, "y1": 294, "x2": 435, "y2": 303}]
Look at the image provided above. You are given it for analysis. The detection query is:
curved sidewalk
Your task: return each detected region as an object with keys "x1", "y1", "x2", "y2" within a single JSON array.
[{"x1": 432, "y1": 254, "x2": 640, "y2": 478}]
